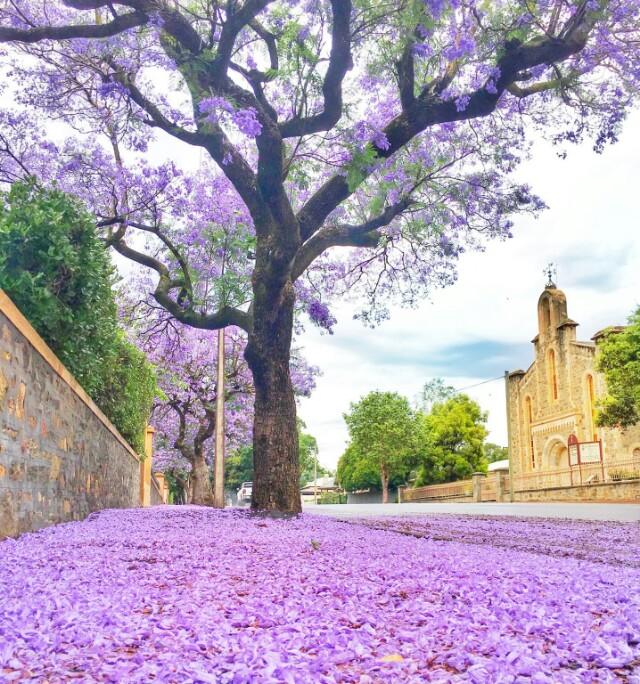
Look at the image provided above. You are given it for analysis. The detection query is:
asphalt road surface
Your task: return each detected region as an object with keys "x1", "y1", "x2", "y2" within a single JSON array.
[{"x1": 303, "y1": 501, "x2": 640, "y2": 522}]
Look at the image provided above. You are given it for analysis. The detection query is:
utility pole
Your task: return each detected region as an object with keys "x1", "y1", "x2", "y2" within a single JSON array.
[
  {"x1": 313, "y1": 454, "x2": 318, "y2": 505},
  {"x1": 214, "y1": 327, "x2": 225, "y2": 508}
]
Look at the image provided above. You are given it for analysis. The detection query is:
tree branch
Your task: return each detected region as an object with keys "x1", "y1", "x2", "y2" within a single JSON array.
[
  {"x1": 110, "y1": 69, "x2": 265, "y2": 223},
  {"x1": 292, "y1": 196, "x2": 414, "y2": 280},
  {"x1": 396, "y1": 43, "x2": 415, "y2": 110},
  {"x1": 279, "y1": 0, "x2": 353, "y2": 138},
  {"x1": 0, "y1": 10, "x2": 148, "y2": 43},
  {"x1": 109, "y1": 236, "x2": 253, "y2": 332},
  {"x1": 65, "y1": 0, "x2": 204, "y2": 53},
  {"x1": 297, "y1": 5, "x2": 598, "y2": 241},
  {"x1": 209, "y1": 0, "x2": 275, "y2": 89}
]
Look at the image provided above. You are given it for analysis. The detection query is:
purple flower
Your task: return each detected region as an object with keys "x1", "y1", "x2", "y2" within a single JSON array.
[
  {"x1": 231, "y1": 108, "x2": 262, "y2": 137},
  {"x1": 455, "y1": 94, "x2": 470, "y2": 112}
]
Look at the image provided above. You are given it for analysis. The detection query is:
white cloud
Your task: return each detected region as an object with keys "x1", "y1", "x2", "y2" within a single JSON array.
[{"x1": 299, "y1": 112, "x2": 640, "y2": 470}]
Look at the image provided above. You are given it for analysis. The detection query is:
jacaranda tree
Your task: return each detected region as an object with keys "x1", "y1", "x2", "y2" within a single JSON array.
[
  {"x1": 0, "y1": 0, "x2": 638, "y2": 511},
  {"x1": 127, "y1": 307, "x2": 317, "y2": 505}
]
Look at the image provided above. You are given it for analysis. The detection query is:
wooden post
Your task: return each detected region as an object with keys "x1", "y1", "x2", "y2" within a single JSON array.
[
  {"x1": 213, "y1": 328, "x2": 225, "y2": 508},
  {"x1": 313, "y1": 455, "x2": 318, "y2": 505},
  {"x1": 140, "y1": 425, "x2": 154, "y2": 507}
]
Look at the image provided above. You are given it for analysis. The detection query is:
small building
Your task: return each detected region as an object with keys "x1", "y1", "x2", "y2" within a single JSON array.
[
  {"x1": 300, "y1": 477, "x2": 338, "y2": 503},
  {"x1": 506, "y1": 281, "x2": 640, "y2": 486}
]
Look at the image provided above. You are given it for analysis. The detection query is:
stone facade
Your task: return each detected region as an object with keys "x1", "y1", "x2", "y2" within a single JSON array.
[
  {"x1": 0, "y1": 291, "x2": 144, "y2": 538},
  {"x1": 506, "y1": 285, "x2": 640, "y2": 488}
]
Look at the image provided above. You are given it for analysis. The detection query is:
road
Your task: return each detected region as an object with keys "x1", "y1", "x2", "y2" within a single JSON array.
[{"x1": 303, "y1": 501, "x2": 640, "y2": 522}]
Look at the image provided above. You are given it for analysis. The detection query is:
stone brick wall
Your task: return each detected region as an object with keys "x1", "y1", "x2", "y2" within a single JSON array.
[
  {"x1": 0, "y1": 291, "x2": 142, "y2": 538},
  {"x1": 513, "y1": 479, "x2": 640, "y2": 503}
]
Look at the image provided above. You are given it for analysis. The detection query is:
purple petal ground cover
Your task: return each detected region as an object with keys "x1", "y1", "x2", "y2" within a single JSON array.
[
  {"x1": 0, "y1": 508, "x2": 638, "y2": 683},
  {"x1": 350, "y1": 515, "x2": 640, "y2": 569}
]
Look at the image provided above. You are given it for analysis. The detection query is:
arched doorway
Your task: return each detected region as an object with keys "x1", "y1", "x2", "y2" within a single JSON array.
[{"x1": 543, "y1": 437, "x2": 571, "y2": 486}]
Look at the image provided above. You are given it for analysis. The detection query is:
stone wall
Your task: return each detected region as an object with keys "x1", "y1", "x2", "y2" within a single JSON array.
[
  {"x1": 513, "y1": 478, "x2": 640, "y2": 502},
  {"x1": 401, "y1": 468, "x2": 639, "y2": 505},
  {"x1": 0, "y1": 291, "x2": 144, "y2": 538}
]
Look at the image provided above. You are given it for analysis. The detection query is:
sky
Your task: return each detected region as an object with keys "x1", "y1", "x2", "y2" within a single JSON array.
[{"x1": 298, "y1": 112, "x2": 640, "y2": 470}]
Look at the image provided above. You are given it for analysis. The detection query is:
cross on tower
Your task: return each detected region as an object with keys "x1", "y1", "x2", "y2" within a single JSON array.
[{"x1": 544, "y1": 263, "x2": 557, "y2": 288}]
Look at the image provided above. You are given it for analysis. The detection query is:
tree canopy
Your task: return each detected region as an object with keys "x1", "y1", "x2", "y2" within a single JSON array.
[
  {"x1": 484, "y1": 442, "x2": 509, "y2": 464},
  {"x1": 596, "y1": 309, "x2": 640, "y2": 429},
  {"x1": 420, "y1": 378, "x2": 456, "y2": 412},
  {"x1": 415, "y1": 393, "x2": 488, "y2": 485},
  {"x1": 341, "y1": 391, "x2": 417, "y2": 502},
  {"x1": 0, "y1": 0, "x2": 638, "y2": 511}
]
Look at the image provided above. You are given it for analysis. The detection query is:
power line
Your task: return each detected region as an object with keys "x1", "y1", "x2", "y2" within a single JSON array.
[{"x1": 453, "y1": 375, "x2": 504, "y2": 393}]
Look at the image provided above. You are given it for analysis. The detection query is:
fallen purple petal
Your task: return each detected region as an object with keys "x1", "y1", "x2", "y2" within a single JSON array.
[{"x1": 0, "y1": 508, "x2": 638, "y2": 683}]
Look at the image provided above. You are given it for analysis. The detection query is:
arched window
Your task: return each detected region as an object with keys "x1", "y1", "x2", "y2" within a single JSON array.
[
  {"x1": 525, "y1": 396, "x2": 535, "y2": 469},
  {"x1": 586, "y1": 374, "x2": 597, "y2": 441},
  {"x1": 542, "y1": 298, "x2": 551, "y2": 330},
  {"x1": 548, "y1": 349, "x2": 558, "y2": 401}
]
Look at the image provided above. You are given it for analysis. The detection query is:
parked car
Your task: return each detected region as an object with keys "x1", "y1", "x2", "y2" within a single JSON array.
[{"x1": 237, "y1": 482, "x2": 252, "y2": 505}]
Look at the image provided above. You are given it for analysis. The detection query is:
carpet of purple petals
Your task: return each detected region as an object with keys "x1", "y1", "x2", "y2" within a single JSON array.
[
  {"x1": 351, "y1": 515, "x2": 640, "y2": 569},
  {"x1": 0, "y1": 507, "x2": 639, "y2": 683}
]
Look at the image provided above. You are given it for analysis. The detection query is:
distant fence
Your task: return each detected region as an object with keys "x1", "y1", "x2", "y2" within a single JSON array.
[
  {"x1": 510, "y1": 458, "x2": 640, "y2": 502},
  {"x1": 400, "y1": 479, "x2": 473, "y2": 503},
  {"x1": 400, "y1": 458, "x2": 640, "y2": 505},
  {"x1": 0, "y1": 290, "x2": 166, "y2": 539}
]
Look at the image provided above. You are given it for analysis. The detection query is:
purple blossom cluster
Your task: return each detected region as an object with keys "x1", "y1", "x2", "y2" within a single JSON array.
[
  {"x1": 0, "y1": 0, "x2": 636, "y2": 334},
  {"x1": 1, "y1": 508, "x2": 638, "y2": 683}
]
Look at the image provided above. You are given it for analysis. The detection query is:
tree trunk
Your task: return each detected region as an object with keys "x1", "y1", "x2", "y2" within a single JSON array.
[
  {"x1": 381, "y1": 465, "x2": 390, "y2": 504},
  {"x1": 190, "y1": 452, "x2": 215, "y2": 506},
  {"x1": 245, "y1": 280, "x2": 301, "y2": 513}
]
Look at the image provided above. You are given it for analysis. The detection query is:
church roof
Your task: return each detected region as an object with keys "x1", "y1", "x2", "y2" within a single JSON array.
[{"x1": 591, "y1": 326, "x2": 626, "y2": 342}]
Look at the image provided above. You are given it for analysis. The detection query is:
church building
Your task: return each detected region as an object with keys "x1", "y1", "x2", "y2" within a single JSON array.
[{"x1": 506, "y1": 279, "x2": 640, "y2": 485}]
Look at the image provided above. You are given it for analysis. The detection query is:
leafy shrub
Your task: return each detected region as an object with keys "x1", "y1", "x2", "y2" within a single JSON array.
[
  {"x1": 316, "y1": 491, "x2": 347, "y2": 505},
  {"x1": 0, "y1": 180, "x2": 157, "y2": 453}
]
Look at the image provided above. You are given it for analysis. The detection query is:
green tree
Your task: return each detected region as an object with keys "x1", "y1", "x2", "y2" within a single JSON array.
[
  {"x1": 336, "y1": 442, "x2": 384, "y2": 493},
  {"x1": 0, "y1": 180, "x2": 118, "y2": 396},
  {"x1": 225, "y1": 445, "x2": 254, "y2": 492},
  {"x1": 342, "y1": 391, "x2": 417, "y2": 503},
  {"x1": 226, "y1": 421, "x2": 327, "y2": 491},
  {"x1": 0, "y1": 180, "x2": 157, "y2": 453},
  {"x1": 484, "y1": 443, "x2": 509, "y2": 464},
  {"x1": 421, "y1": 378, "x2": 456, "y2": 412},
  {"x1": 298, "y1": 419, "x2": 331, "y2": 486},
  {"x1": 415, "y1": 394, "x2": 488, "y2": 486},
  {"x1": 96, "y1": 334, "x2": 160, "y2": 454},
  {"x1": 596, "y1": 309, "x2": 640, "y2": 429}
]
